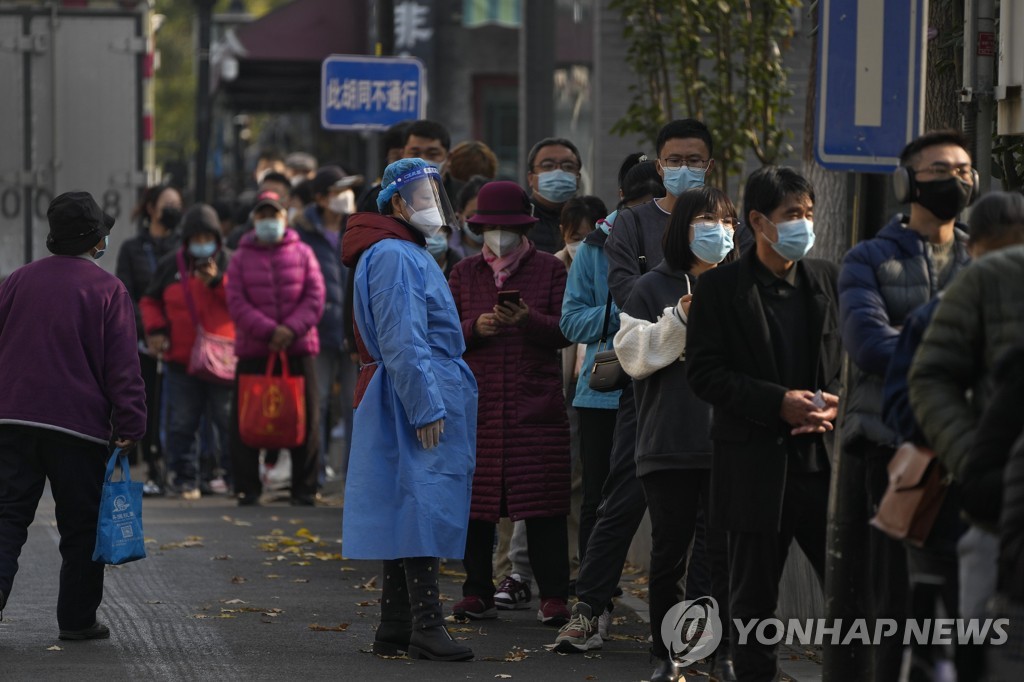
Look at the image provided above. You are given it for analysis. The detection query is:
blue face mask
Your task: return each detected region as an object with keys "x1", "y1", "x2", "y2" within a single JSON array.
[
  {"x1": 690, "y1": 222, "x2": 734, "y2": 265},
  {"x1": 536, "y1": 170, "x2": 577, "y2": 203},
  {"x1": 254, "y1": 218, "x2": 285, "y2": 243},
  {"x1": 188, "y1": 241, "x2": 217, "y2": 260},
  {"x1": 462, "y1": 221, "x2": 484, "y2": 245},
  {"x1": 425, "y1": 234, "x2": 448, "y2": 258},
  {"x1": 766, "y1": 217, "x2": 815, "y2": 262},
  {"x1": 92, "y1": 235, "x2": 109, "y2": 260},
  {"x1": 662, "y1": 166, "x2": 706, "y2": 196}
]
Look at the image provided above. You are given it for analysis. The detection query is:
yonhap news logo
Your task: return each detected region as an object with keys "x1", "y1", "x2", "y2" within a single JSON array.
[{"x1": 660, "y1": 596, "x2": 723, "y2": 665}]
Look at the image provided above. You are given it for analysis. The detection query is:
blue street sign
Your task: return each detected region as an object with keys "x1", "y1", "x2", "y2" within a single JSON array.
[
  {"x1": 815, "y1": 0, "x2": 928, "y2": 172},
  {"x1": 320, "y1": 55, "x2": 426, "y2": 131}
]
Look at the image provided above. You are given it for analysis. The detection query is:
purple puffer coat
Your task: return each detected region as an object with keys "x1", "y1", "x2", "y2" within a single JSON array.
[
  {"x1": 226, "y1": 229, "x2": 325, "y2": 359},
  {"x1": 447, "y1": 243, "x2": 571, "y2": 522}
]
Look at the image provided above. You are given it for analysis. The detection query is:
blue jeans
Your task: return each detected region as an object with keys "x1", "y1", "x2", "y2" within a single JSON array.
[{"x1": 164, "y1": 363, "x2": 232, "y2": 491}]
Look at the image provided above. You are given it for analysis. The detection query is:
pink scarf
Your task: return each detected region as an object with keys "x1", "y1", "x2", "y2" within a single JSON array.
[{"x1": 482, "y1": 236, "x2": 530, "y2": 288}]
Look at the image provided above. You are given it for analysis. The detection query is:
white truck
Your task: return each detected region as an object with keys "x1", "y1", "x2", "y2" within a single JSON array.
[{"x1": 0, "y1": 1, "x2": 155, "y2": 277}]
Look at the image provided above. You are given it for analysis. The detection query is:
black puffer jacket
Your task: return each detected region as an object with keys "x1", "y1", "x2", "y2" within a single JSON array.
[
  {"x1": 116, "y1": 230, "x2": 181, "y2": 338},
  {"x1": 1000, "y1": 430, "x2": 1024, "y2": 599},
  {"x1": 962, "y1": 343, "x2": 1024, "y2": 528}
]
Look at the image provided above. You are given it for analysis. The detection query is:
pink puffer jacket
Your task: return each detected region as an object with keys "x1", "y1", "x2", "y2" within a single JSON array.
[{"x1": 226, "y1": 229, "x2": 325, "y2": 359}]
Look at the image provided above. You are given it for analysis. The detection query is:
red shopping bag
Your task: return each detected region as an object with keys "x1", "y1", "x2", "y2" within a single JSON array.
[{"x1": 238, "y1": 352, "x2": 306, "y2": 449}]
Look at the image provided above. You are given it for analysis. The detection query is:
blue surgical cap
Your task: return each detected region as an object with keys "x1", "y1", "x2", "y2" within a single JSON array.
[{"x1": 376, "y1": 158, "x2": 431, "y2": 212}]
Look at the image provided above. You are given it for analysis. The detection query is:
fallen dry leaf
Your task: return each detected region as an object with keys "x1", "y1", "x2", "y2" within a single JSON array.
[
  {"x1": 224, "y1": 599, "x2": 247, "y2": 605},
  {"x1": 360, "y1": 576, "x2": 378, "y2": 590},
  {"x1": 211, "y1": 555, "x2": 232, "y2": 561},
  {"x1": 504, "y1": 647, "x2": 528, "y2": 662},
  {"x1": 265, "y1": 574, "x2": 282, "y2": 579},
  {"x1": 495, "y1": 675, "x2": 512, "y2": 679},
  {"x1": 355, "y1": 600, "x2": 376, "y2": 607},
  {"x1": 292, "y1": 578, "x2": 309, "y2": 583},
  {"x1": 308, "y1": 623, "x2": 350, "y2": 632},
  {"x1": 47, "y1": 645, "x2": 62, "y2": 651},
  {"x1": 231, "y1": 576, "x2": 247, "y2": 584},
  {"x1": 193, "y1": 614, "x2": 209, "y2": 619},
  {"x1": 290, "y1": 561, "x2": 312, "y2": 567}
]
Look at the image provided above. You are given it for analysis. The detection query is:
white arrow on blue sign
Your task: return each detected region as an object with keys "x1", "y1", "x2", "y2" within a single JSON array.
[
  {"x1": 815, "y1": 0, "x2": 928, "y2": 172},
  {"x1": 321, "y1": 55, "x2": 427, "y2": 131}
]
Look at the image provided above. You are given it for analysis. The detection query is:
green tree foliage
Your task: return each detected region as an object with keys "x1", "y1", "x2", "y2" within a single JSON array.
[
  {"x1": 608, "y1": 0, "x2": 801, "y2": 192},
  {"x1": 153, "y1": 0, "x2": 291, "y2": 169}
]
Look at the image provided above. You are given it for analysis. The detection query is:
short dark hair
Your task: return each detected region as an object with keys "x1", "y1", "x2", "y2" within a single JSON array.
[
  {"x1": 968, "y1": 191, "x2": 1024, "y2": 246},
  {"x1": 258, "y1": 148, "x2": 284, "y2": 163},
  {"x1": 620, "y1": 160, "x2": 665, "y2": 208},
  {"x1": 405, "y1": 119, "x2": 451, "y2": 152},
  {"x1": 455, "y1": 174, "x2": 490, "y2": 213},
  {"x1": 743, "y1": 166, "x2": 814, "y2": 234},
  {"x1": 899, "y1": 129, "x2": 971, "y2": 167},
  {"x1": 527, "y1": 137, "x2": 582, "y2": 171},
  {"x1": 260, "y1": 171, "x2": 291, "y2": 192},
  {"x1": 662, "y1": 186, "x2": 739, "y2": 271},
  {"x1": 617, "y1": 152, "x2": 648, "y2": 188},
  {"x1": 292, "y1": 179, "x2": 314, "y2": 207},
  {"x1": 559, "y1": 196, "x2": 609, "y2": 240},
  {"x1": 656, "y1": 119, "x2": 713, "y2": 158}
]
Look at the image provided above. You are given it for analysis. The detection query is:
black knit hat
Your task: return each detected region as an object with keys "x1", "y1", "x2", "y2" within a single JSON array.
[{"x1": 46, "y1": 191, "x2": 115, "y2": 256}]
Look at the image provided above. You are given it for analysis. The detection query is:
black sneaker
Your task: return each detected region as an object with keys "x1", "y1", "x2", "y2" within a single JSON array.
[{"x1": 59, "y1": 622, "x2": 110, "y2": 640}]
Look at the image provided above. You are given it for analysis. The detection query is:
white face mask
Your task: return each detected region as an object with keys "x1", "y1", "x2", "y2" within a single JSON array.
[
  {"x1": 408, "y1": 206, "x2": 444, "y2": 237},
  {"x1": 483, "y1": 229, "x2": 523, "y2": 257},
  {"x1": 328, "y1": 190, "x2": 355, "y2": 215},
  {"x1": 565, "y1": 241, "x2": 581, "y2": 259}
]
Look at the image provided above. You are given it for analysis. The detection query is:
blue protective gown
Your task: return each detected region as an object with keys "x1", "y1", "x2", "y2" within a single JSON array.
[{"x1": 341, "y1": 238, "x2": 477, "y2": 559}]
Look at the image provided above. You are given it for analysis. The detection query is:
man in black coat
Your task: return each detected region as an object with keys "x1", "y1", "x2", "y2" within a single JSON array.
[{"x1": 685, "y1": 166, "x2": 841, "y2": 682}]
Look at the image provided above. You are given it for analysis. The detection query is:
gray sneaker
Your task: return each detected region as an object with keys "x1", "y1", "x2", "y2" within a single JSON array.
[{"x1": 553, "y1": 602, "x2": 603, "y2": 653}]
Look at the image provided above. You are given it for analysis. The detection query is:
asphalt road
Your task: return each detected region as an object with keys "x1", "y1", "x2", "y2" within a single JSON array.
[{"x1": 2, "y1": 486, "x2": 821, "y2": 681}]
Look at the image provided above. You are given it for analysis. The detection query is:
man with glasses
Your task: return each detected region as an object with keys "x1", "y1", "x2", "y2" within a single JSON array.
[
  {"x1": 526, "y1": 137, "x2": 584, "y2": 254},
  {"x1": 838, "y1": 130, "x2": 974, "y2": 681}
]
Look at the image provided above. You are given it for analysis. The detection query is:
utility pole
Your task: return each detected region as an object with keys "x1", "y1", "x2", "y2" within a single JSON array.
[
  {"x1": 962, "y1": 0, "x2": 997, "y2": 193},
  {"x1": 518, "y1": 0, "x2": 555, "y2": 180},
  {"x1": 194, "y1": 0, "x2": 215, "y2": 202}
]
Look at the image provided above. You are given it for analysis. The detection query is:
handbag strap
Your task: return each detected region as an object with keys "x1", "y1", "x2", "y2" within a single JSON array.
[
  {"x1": 103, "y1": 447, "x2": 129, "y2": 483},
  {"x1": 176, "y1": 250, "x2": 203, "y2": 328},
  {"x1": 621, "y1": 206, "x2": 648, "y2": 275},
  {"x1": 598, "y1": 292, "x2": 613, "y2": 346},
  {"x1": 265, "y1": 351, "x2": 291, "y2": 378}
]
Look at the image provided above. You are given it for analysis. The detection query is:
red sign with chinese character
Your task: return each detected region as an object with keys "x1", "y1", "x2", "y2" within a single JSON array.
[{"x1": 978, "y1": 32, "x2": 996, "y2": 57}]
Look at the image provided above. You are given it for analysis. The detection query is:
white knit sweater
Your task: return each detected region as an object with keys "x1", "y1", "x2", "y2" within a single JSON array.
[{"x1": 613, "y1": 305, "x2": 688, "y2": 380}]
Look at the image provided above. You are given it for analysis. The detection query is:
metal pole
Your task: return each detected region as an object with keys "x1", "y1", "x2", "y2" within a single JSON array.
[
  {"x1": 975, "y1": 0, "x2": 996, "y2": 193},
  {"x1": 194, "y1": 0, "x2": 215, "y2": 202},
  {"x1": 376, "y1": 0, "x2": 394, "y2": 57}
]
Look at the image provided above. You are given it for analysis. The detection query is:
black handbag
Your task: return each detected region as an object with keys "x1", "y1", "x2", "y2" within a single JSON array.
[{"x1": 589, "y1": 293, "x2": 631, "y2": 392}]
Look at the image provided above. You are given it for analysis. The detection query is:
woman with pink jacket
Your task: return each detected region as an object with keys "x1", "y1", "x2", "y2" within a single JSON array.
[{"x1": 226, "y1": 190, "x2": 326, "y2": 506}]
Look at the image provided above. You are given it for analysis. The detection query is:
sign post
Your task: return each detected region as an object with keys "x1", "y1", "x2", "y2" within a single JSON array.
[
  {"x1": 320, "y1": 55, "x2": 426, "y2": 131},
  {"x1": 815, "y1": 0, "x2": 929, "y2": 172}
]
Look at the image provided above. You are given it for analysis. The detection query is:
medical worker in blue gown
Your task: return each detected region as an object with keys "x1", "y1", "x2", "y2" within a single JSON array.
[{"x1": 341, "y1": 158, "x2": 478, "y2": 662}]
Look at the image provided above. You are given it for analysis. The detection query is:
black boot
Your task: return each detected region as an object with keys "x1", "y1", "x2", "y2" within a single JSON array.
[
  {"x1": 650, "y1": 656, "x2": 680, "y2": 682},
  {"x1": 710, "y1": 652, "x2": 737, "y2": 681},
  {"x1": 405, "y1": 557, "x2": 473, "y2": 662},
  {"x1": 373, "y1": 559, "x2": 412, "y2": 656}
]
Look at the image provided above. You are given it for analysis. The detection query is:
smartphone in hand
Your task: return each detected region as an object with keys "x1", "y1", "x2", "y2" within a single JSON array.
[{"x1": 497, "y1": 290, "x2": 521, "y2": 306}]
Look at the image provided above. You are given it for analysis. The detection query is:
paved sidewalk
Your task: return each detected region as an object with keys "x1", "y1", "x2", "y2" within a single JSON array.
[{"x1": 1, "y1": 486, "x2": 822, "y2": 681}]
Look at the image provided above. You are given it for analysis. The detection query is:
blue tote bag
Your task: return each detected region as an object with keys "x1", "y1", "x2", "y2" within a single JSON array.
[{"x1": 92, "y1": 448, "x2": 147, "y2": 565}]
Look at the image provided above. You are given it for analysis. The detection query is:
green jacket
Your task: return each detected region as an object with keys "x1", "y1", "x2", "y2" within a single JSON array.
[{"x1": 909, "y1": 244, "x2": 1024, "y2": 479}]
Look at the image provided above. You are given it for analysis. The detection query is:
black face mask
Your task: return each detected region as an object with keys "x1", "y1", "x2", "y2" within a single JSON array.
[
  {"x1": 914, "y1": 177, "x2": 972, "y2": 221},
  {"x1": 160, "y1": 206, "x2": 183, "y2": 229}
]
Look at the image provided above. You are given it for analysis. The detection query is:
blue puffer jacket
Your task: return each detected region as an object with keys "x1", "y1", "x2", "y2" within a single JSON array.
[
  {"x1": 838, "y1": 214, "x2": 969, "y2": 450},
  {"x1": 295, "y1": 203, "x2": 347, "y2": 352},
  {"x1": 560, "y1": 220, "x2": 622, "y2": 410}
]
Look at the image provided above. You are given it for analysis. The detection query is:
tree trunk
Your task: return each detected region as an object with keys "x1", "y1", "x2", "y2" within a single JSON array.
[{"x1": 924, "y1": 0, "x2": 964, "y2": 130}]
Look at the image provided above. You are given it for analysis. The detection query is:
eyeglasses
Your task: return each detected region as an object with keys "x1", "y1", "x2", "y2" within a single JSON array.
[
  {"x1": 692, "y1": 216, "x2": 738, "y2": 230},
  {"x1": 914, "y1": 162, "x2": 973, "y2": 181},
  {"x1": 533, "y1": 160, "x2": 581, "y2": 174},
  {"x1": 662, "y1": 156, "x2": 711, "y2": 171}
]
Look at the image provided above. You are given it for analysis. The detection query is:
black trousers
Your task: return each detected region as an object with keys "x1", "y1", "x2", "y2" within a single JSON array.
[
  {"x1": 576, "y1": 407, "x2": 617, "y2": 565},
  {"x1": 729, "y1": 471, "x2": 828, "y2": 682},
  {"x1": 0, "y1": 425, "x2": 108, "y2": 630},
  {"x1": 863, "y1": 444, "x2": 910, "y2": 681},
  {"x1": 138, "y1": 352, "x2": 164, "y2": 482},
  {"x1": 230, "y1": 355, "x2": 320, "y2": 500},
  {"x1": 463, "y1": 516, "x2": 569, "y2": 600},
  {"x1": 575, "y1": 385, "x2": 648, "y2": 615},
  {"x1": 642, "y1": 469, "x2": 730, "y2": 659}
]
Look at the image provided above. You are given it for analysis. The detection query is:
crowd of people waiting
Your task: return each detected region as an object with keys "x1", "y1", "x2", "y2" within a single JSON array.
[{"x1": 1, "y1": 116, "x2": 1022, "y2": 682}]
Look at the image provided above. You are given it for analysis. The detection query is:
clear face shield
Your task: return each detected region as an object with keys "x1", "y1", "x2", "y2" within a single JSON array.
[{"x1": 391, "y1": 166, "x2": 459, "y2": 238}]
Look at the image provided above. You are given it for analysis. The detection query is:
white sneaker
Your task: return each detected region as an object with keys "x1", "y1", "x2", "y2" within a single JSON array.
[
  {"x1": 208, "y1": 477, "x2": 228, "y2": 494},
  {"x1": 598, "y1": 607, "x2": 611, "y2": 640}
]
